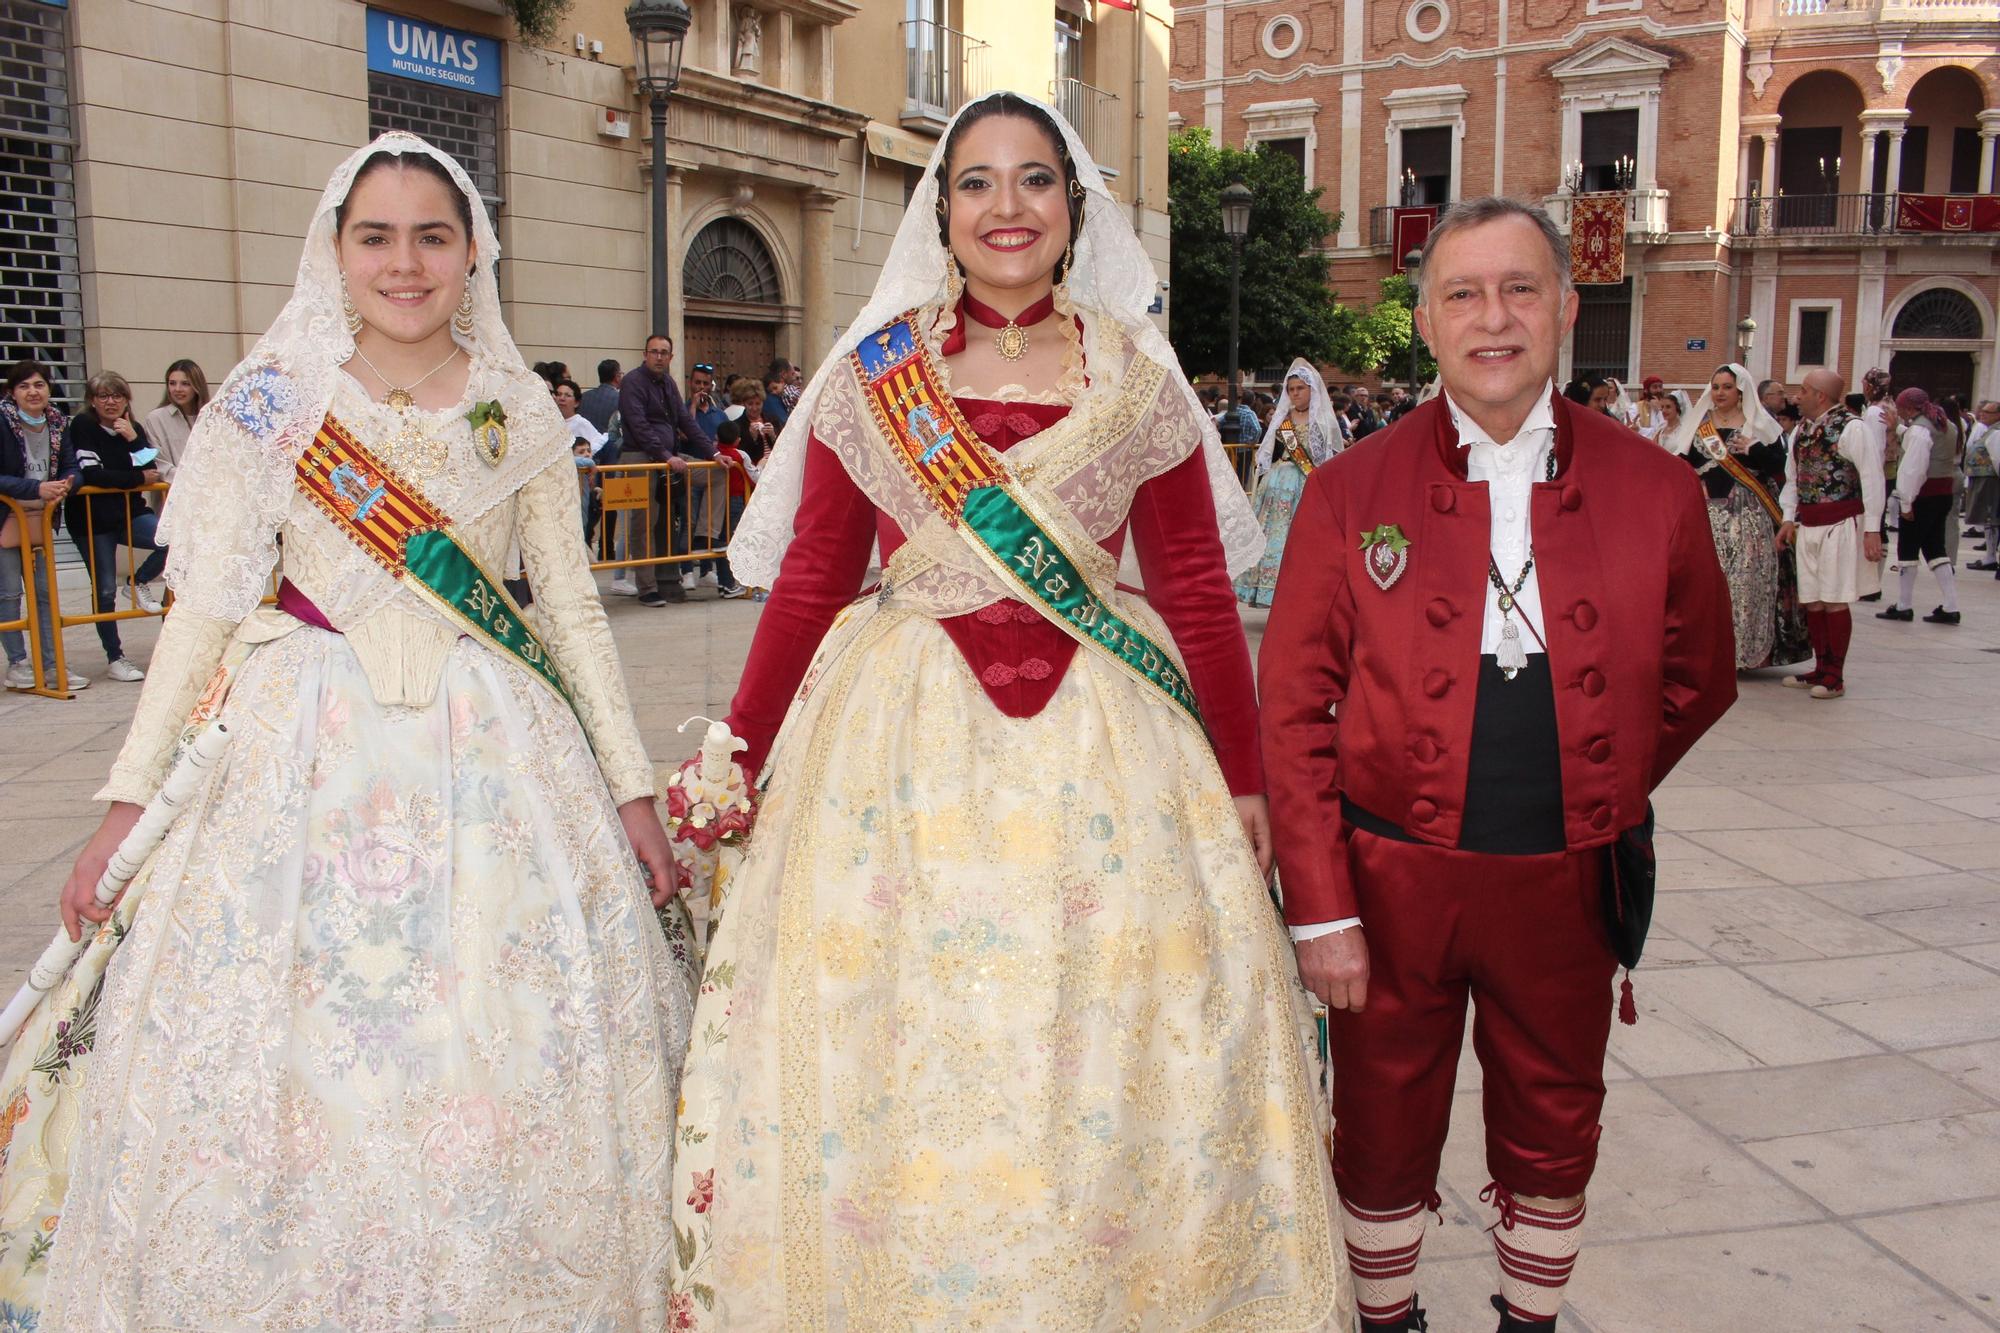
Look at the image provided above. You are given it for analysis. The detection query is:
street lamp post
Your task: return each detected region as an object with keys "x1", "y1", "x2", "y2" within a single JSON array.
[
  {"x1": 625, "y1": 0, "x2": 692, "y2": 337},
  {"x1": 1404, "y1": 250, "x2": 1424, "y2": 392},
  {"x1": 1736, "y1": 315, "x2": 1758, "y2": 365},
  {"x1": 1220, "y1": 181, "x2": 1254, "y2": 430}
]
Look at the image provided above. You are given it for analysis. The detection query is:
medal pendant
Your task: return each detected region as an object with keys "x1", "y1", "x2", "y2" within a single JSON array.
[
  {"x1": 385, "y1": 388, "x2": 415, "y2": 411},
  {"x1": 994, "y1": 322, "x2": 1029, "y2": 362},
  {"x1": 1498, "y1": 591, "x2": 1514, "y2": 613},
  {"x1": 474, "y1": 420, "x2": 509, "y2": 469},
  {"x1": 1496, "y1": 618, "x2": 1528, "y2": 680}
]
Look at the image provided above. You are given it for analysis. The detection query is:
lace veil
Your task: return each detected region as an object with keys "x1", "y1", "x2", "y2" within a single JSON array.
[
  {"x1": 1664, "y1": 361, "x2": 1781, "y2": 456},
  {"x1": 158, "y1": 132, "x2": 560, "y2": 622},
  {"x1": 1254, "y1": 358, "x2": 1340, "y2": 474},
  {"x1": 729, "y1": 91, "x2": 1262, "y2": 588}
]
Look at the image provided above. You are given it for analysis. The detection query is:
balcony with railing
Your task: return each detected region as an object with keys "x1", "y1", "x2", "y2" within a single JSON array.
[
  {"x1": 1053, "y1": 78, "x2": 1123, "y2": 179},
  {"x1": 1543, "y1": 189, "x2": 1672, "y2": 240},
  {"x1": 1749, "y1": 0, "x2": 2000, "y2": 27},
  {"x1": 901, "y1": 19, "x2": 990, "y2": 132},
  {"x1": 1731, "y1": 191, "x2": 2000, "y2": 243}
]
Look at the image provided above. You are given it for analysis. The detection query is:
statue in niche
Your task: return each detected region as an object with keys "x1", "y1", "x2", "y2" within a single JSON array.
[{"x1": 734, "y1": 6, "x2": 763, "y2": 76}]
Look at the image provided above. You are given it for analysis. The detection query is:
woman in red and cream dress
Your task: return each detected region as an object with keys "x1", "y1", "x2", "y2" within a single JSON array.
[{"x1": 667, "y1": 92, "x2": 1349, "y2": 1331}]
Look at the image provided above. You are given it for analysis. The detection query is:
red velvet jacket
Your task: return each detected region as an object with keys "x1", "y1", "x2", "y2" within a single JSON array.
[
  {"x1": 727, "y1": 398, "x2": 1263, "y2": 794},
  {"x1": 1258, "y1": 391, "x2": 1736, "y2": 925}
]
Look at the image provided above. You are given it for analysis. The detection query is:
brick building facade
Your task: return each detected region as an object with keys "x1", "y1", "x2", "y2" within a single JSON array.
[{"x1": 1169, "y1": 0, "x2": 2000, "y2": 402}]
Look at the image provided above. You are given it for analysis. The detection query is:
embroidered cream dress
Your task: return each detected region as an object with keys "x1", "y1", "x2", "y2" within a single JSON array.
[{"x1": 0, "y1": 135, "x2": 695, "y2": 1333}]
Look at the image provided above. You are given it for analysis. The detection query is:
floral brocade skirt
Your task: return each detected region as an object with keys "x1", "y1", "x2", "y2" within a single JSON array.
[
  {"x1": 668, "y1": 601, "x2": 1350, "y2": 1332},
  {"x1": 1235, "y1": 460, "x2": 1308, "y2": 609},
  {"x1": 1708, "y1": 486, "x2": 1790, "y2": 670},
  {"x1": 2, "y1": 626, "x2": 696, "y2": 1332}
]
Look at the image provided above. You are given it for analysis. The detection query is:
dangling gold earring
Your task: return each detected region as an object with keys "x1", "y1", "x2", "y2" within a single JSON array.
[
  {"x1": 340, "y1": 274, "x2": 362, "y2": 336},
  {"x1": 453, "y1": 272, "x2": 476, "y2": 338},
  {"x1": 943, "y1": 254, "x2": 965, "y2": 310}
]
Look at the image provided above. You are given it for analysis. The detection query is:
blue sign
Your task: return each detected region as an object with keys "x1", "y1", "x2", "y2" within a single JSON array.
[
  {"x1": 367, "y1": 10, "x2": 500, "y2": 97},
  {"x1": 1685, "y1": 338, "x2": 1707, "y2": 352}
]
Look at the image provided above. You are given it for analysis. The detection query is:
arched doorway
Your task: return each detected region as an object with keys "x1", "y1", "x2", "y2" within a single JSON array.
[
  {"x1": 683, "y1": 218, "x2": 785, "y2": 388},
  {"x1": 1887, "y1": 287, "x2": 1983, "y2": 404}
]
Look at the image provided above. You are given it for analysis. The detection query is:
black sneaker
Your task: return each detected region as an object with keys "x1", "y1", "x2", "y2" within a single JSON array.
[
  {"x1": 718, "y1": 582, "x2": 750, "y2": 600},
  {"x1": 638, "y1": 590, "x2": 670, "y2": 607},
  {"x1": 1859, "y1": 591, "x2": 1883, "y2": 601},
  {"x1": 1923, "y1": 606, "x2": 1961, "y2": 625},
  {"x1": 1875, "y1": 605, "x2": 1914, "y2": 621}
]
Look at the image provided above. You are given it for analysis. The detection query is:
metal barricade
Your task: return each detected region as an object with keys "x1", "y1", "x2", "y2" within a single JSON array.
[
  {"x1": 0, "y1": 492, "x2": 72, "y2": 699},
  {"x1": 54, "y1": 482, "x2": 173, "y2": 643},
  {"x1": 583, "y1": 459, "x2": 743, "y2": 579}
]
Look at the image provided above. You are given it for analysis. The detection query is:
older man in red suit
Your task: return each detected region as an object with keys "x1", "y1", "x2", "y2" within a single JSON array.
[{"x1": 1260, "y1": 198, "x2": 1736, "y2": 1333}]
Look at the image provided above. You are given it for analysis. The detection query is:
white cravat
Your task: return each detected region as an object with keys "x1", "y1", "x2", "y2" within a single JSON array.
[
  {"x1": 1448, "y1": 385, "x2": 1557, "y2": 657},
  {"x1": 1291, "y1": 384, "x2": 1558, "y2": 946}
]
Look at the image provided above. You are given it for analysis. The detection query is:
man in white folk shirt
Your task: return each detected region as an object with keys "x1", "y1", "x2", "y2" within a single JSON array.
[{"x1": 1777, "y1": 370, "x2": 1885, "y2": 699}]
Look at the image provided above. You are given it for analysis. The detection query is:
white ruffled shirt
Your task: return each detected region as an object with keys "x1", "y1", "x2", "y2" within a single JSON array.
[{"x1": 1290, "y1": 384, "x2": 1556, "y2": 945}]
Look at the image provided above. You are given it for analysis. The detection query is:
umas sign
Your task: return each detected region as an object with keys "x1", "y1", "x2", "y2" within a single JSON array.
[{"x1": 366, "y1": 10, "x2": 501, "y2": 97}]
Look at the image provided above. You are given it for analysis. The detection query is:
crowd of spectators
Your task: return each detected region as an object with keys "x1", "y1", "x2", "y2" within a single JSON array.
[{"x1": 0, "y1": 357, "x2": 194, "y2": 692}]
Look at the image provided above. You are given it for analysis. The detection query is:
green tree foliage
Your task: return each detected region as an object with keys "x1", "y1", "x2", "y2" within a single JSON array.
[
  {"x1": 1167, "y1": 129, "x2": 1343, "y2": 375},
  {"x1": 505, "y1": 0, "x2": 574, "y2": 44},
  {"x1": 1327, "y1": 273, "x2": 1437, "y2": 382}
]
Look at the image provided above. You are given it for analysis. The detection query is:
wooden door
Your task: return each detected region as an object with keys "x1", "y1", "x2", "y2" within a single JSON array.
[{"x1": 685, "y1": 318, "x2": 778, "y2": 391}]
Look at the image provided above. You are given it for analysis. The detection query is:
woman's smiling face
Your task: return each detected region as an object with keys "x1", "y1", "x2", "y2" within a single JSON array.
[
  {"x1": 335, "y1": 162, "x2": 473, "y2": 346},
  {"x1": 942, "y1": 114, "x2": 1072, "y2": 302}
]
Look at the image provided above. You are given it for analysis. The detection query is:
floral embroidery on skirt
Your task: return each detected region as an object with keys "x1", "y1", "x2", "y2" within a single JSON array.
[
  {"x1": 669, "y1": 603, "x2": 1349, "y2": 1332},
  {"x1": 1235, "y1": 460, "x2": 1308, "y2": 610},
  {"x1": 5, "y1": 628, "x2": 695, "y2": 1332}
]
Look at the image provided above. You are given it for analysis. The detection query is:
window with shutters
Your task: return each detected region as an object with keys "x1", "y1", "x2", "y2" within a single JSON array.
[
  {"x1": 1579, "y1": 109, "x2": 1638, "y2": 192},
  {"x1": 368, "y1": 73, "x2": 502, "y2": 219},
  {"x1": 1570, "y1": 277, "x2": 1631, "y2": 382},
  {"x1": 0, "y1": 0, "x2": 82, "y2": 408}
]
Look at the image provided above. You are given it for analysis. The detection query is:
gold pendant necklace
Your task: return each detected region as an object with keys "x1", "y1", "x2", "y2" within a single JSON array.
[
  {"x1": 352, "y1": 343, "x2": 462, "y2": 411},
  {"x1": 994, "y1": 321, "x2": 1030, "y2": 362}
]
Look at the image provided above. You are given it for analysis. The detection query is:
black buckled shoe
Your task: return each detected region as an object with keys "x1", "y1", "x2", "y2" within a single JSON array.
[
  {"x1": 1923, "y1": 606, "x2": 1962, "y2": 625},
  {"x1": 1490, "y1": 1294, "x2": 1557, "y2": 1332},
  {"x1": 1875, "y1": 605, "x2": 1914, "y2": 621}
]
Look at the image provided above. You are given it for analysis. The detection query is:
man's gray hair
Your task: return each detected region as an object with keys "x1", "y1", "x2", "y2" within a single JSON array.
[{"x1": 1414, "y1": 196, "x2": 1572, "y2": 305}]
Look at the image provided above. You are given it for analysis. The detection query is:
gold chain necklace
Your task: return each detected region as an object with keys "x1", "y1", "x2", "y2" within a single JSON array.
[{"x1": 352, "y1": 342, "x2": 462, "y2": 411}]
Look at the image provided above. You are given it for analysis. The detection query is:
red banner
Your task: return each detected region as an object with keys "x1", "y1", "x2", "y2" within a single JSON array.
[
  {"x1": 1894, "y1": 194, "x2": 2000, "y2": 233},
  {"x1": 1390, "y1": 207, "x2": 1437, "y2": 273},
  {"x1": 1569, "y1": 193, "x2": 1627, "y2": 285}
]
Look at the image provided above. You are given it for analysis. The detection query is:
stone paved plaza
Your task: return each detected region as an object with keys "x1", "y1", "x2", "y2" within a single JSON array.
[{"x1": 2, "y1": 562, "x2": 1997, "y2": 1331}]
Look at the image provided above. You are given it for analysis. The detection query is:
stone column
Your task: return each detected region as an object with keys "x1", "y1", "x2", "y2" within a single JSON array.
[
  {"x1": 1858, "y1": 131, "x2": 1878, "y2": 197},
  {"x1": 1885, "y1": 129, "x2": 1906, "y2": 195},
  {"x1": 1758, "y1": 132, "x2": 1778, "y2": 199},
  {"x1": 1738, "y1": 133, "x2": 1755, "y2": 202},
  {"x1": 1978, "y1": 110, "x2": 2000, "y2": 194},
  {"x1": 801, "y1": 189, "x2": 840, "y2": 367},
  {"x1": 665, "y1": 168, "x2": 686, "y2": 355}
]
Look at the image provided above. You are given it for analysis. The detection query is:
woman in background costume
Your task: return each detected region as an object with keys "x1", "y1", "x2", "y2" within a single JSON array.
[
  {"x1": 0, "y1": 134, "x2": 695, "y2": 1330},
  {"x1": 1668, "y1": 362, "x2": 1808, "y2": 670},
  {"x1": 666, "y1": 92, "x2": 1349, "y2": 1331},
  {"x1": 1236, "y1": 358, "x2": 1340, "y2": 608}
]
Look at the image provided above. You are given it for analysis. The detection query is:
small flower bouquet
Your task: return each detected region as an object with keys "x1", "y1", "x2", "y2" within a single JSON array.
[{"x1": 664, "y1": 719, "x2": 757, "y2": 961}]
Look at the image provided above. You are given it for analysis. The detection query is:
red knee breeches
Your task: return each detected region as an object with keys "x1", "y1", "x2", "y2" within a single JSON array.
[{"x1": 1328, "y1": 829, "x2": 1619, "y2": 1210}]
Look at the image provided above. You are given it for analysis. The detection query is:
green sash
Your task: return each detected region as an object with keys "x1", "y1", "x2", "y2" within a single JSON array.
[
  {"x1": 853, "y1": 313, "x2": 1202, "y2": 728},
  {"x1": 296, "y1": 414, "x2": 572, "y2": 707}
]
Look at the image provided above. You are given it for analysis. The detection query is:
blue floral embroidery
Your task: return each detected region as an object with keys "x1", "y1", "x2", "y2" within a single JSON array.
[{"x1": 221, "y1": 365, "x2": 298, "y2": 437}]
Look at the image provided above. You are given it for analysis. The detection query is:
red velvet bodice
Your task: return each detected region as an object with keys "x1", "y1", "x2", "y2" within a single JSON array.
[{"x1": 726, "y1": 396, "x2": 1263, "y2": 794}]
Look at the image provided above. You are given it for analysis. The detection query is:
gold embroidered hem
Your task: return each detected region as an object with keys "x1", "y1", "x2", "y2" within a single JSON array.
[
  {"x1": 15, "y1": 627, "x2": 696, "y2": 1331},
  {"x1": 668, "y1": 601, "x2": 1352, "y2": 1332}
]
